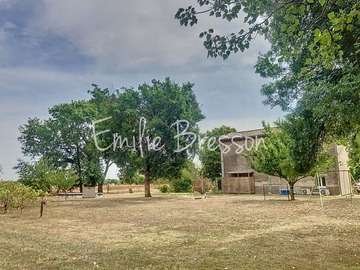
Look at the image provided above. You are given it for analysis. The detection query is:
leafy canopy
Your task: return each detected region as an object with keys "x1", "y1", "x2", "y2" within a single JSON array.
[
  {"x1": 248, "y1": 122, "x2": 332, "y2": 200},
  {"x1": 176, "y1": 1, "x2": 360, "y2": 171},
  {"x1": 17, "y1": 95, "x2": 112, "y2": 189},
  {"x1": 199, "y1": 125, "x2": 236, "y2": 181},
  {"x1": 106, "y1": 78, "x2": 205, "y2": 197},
  {"x1": 176, "y1": 0, "x2": 360, "y2": 109},
  {"x1": 18, "y1": 78, "x2": 204, "y2": 197}
]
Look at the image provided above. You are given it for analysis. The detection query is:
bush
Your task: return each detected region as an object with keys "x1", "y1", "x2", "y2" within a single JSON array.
[
  {"x1": 0, "y1": 181, "x2": 38, "y2": 213},
  {"x1": 121, "y1": 174, "x2": 145, "y2": 185},
  {"x1": 159, "y1": 184, "x2": 170, "y2": 193},
  {"x1": 153, "y1": 178, "x2": 170, "y2": 185},
  {"x1": 104, "y1": 179, "x2": 120, "y2": 185},
  {"x1": 192, "y1": 177, "x2": 214, "y2": 194},
  {"x1": 0, "y1": 182, "x2": 16, "y2": 212},
  {"x1": 134, "y1": 174, "x2": 145, "y2": 185},
  {"x1": 172, "y1": 178, "x2": 193, "y2": 193},
  {"x1": 12, "y1": 184, "x2": 38, "y2": 213}
]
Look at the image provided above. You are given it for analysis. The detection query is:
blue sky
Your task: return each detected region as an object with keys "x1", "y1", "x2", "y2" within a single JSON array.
[{"x1": 0, "y1": 0, "x2": 284, "y2": 179}]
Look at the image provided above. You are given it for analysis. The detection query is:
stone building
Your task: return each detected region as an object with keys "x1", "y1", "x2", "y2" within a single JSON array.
[{"x1": 220, "y1": 128, "x2": 351, "y2": 196}]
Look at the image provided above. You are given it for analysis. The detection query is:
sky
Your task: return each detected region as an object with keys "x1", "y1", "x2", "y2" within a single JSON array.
[{"x1": 0, "y1": 0, "x2": 284, "y2": 180}]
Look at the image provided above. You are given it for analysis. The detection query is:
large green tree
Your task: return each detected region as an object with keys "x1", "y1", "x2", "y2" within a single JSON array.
[
  {"x1": 88, "y1": 85, "x2": 119, "y2": 192},
  {"x1": 93, "y1": 78, "x2": 205, "y2": 197},
  {"x1": 176, "y1": 0, "x2": 360, "y2": 169},
  {"x1": 18, "y1": 99, "x2": 103, "y2": 192},
  {"x1": 176, "y1": 1, "x2": 359, "y2": 80},
  {"x1": 199, "y1": 125, "x2": 236, "y2": 182},
  {"x1": 280, "y1": 70, "x2": 360, "y2": 172}
]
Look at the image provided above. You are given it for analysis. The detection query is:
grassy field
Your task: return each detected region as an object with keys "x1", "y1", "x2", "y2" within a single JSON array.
[{"x1": 0, "y1": 192, "x2": 359, "y2": 270}]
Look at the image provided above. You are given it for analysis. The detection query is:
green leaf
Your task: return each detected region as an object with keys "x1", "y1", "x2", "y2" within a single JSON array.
[
  {"x1": 327, "y1": 12, "x2": 335, "y2": 20},
  {"x1": 319, "y1": 0, "x2": 326, "y2": 6},
  {"x1": 298, "y1": 4, "x2": 306, "y2": 14}
]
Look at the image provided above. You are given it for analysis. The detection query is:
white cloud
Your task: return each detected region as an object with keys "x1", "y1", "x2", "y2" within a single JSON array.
[
  {"x1": 31, "y1": 1, "x2": 203, "y2": 72},
  {"x1": 0, "y1": 1, "x2": 285, "y2": 179}
]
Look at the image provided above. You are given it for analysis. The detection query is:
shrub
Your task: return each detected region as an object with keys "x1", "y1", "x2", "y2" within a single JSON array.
[
  {"x1": 121, "y1": 173, "x2": 145, "y2": 185},
  {"x1": 172, "y1": 178, "x2": 193, "y2": 193},
  {"x1": 192, "y1": 177, "x2": 214, "y2": 194},
  {"x1": 134, "y1": 174, "x2": 145, "y2": 185},
  {"x1": 153, "y1": 178, "x2": 170, "y2": 185},
  {"x1": 0, "y1": 182, "x2": 16, "y2": 212},
  {"x1": 0, "y1": 181, "x2": 38, "y2": 213},
  {"x1": 12, "y1": 184, "x2": 38, "y2": 214},
  {"x1": 159, "y1": 184, "x2": 170, "y2": 193},
  {"x1": 104, "y1": 179, "x2": 120, "y2": 185}
]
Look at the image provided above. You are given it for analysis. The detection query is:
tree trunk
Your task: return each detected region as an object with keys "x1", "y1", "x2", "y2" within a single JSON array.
[
  {"x1": 98, "y1": 183, "x2": 103, "y2": 193},
  {"x1": 76, "y1": 144, "x2": 83, "y2": 193},
  {"x1": 289, "y1": 182, "x2": 295, "y2": 201},
  {"x1": 99, "y1": 160, "x2": 112, "y2": 193},
  {"x1": 79, "y1": 181, "x2": 83, "y2": 193},
  {"x1": 144, "y1": 163, "x2": 152, "y2": 197}
]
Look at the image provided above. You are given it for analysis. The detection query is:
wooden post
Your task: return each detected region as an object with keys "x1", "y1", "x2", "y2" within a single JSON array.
[
  {"x1": 40, "y1": 196, "x2": 46, "y2": 217},
  {"x1": 263, "y1": 183, "x2": 266, "y2": 201}
]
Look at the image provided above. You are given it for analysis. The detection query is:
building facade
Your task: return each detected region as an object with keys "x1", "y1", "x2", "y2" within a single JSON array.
[{"x1": 220, "y1": 128, "x2": 350, "y2": 196}]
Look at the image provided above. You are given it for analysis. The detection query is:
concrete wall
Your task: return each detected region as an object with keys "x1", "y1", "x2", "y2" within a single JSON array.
[
  {"x1": 221, "y1": 176, "x2": 255, "y2": 194},
  {"x1": 220, "y1": 133, "x2": 346, "y2": 195}
]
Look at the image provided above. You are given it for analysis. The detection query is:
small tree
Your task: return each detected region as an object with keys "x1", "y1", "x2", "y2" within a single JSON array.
[
  {"x1": 15, "y1": 158, "x2": 54, "y2": 192},
  {"x1": 199, "y1": 125, "x2": 236, "y2": 183},
  {"x1": 249, "y1": 123, "x2": 331, "y2": 200},
  {"x1": 48, "y1": 168, "x2": 78, "y2": 194}
]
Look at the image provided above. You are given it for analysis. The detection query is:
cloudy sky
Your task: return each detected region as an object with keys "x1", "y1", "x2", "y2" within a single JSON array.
[{"x1": 0, "y1": 0, "x2": 284, "y2": 179}]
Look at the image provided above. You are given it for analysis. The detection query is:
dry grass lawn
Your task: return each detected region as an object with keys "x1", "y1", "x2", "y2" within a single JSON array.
[{"x1": 0, "y1": 192, "x2": 359, "y2": 270}]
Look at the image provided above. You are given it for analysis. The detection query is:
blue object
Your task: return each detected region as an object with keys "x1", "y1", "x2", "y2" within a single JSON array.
[{"x1": 280, "y1": 189, "x2": 289, "y2": 195}]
